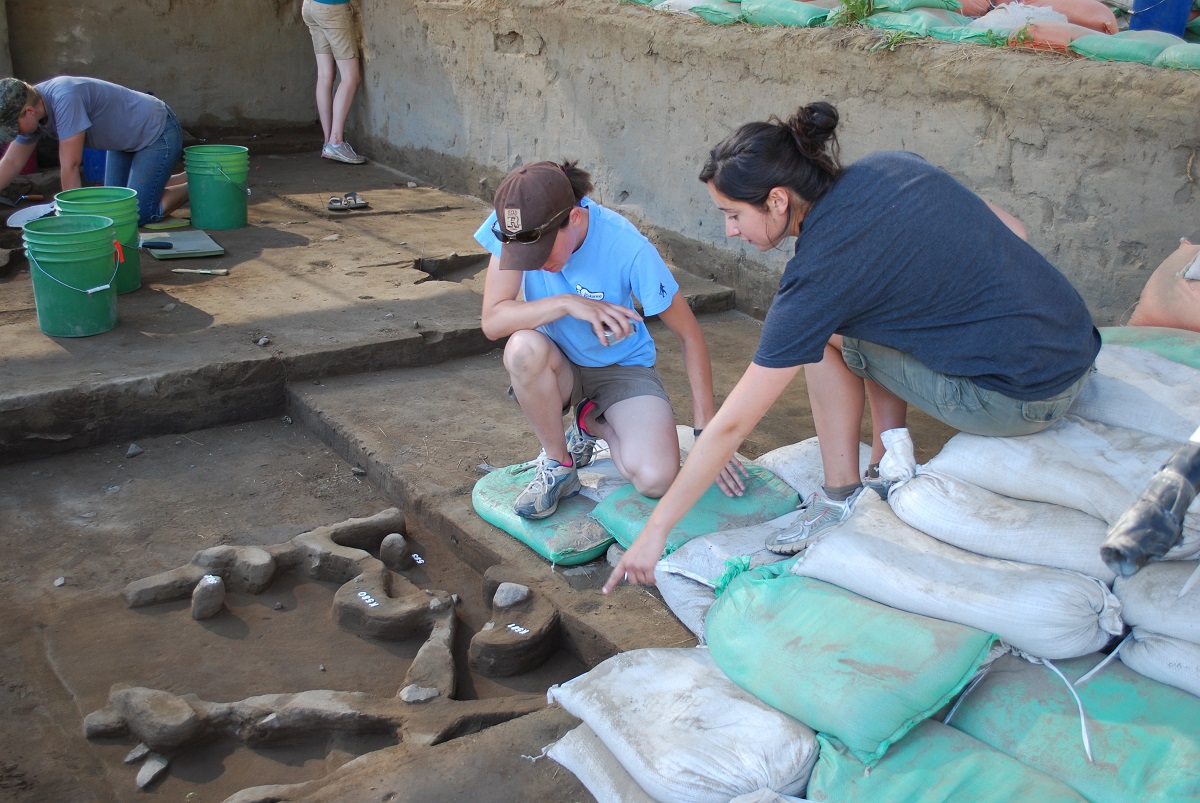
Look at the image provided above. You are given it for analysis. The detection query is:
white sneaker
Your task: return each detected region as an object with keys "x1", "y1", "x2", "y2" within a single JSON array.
[
  {"x1": 765, "y1": 487, "x2": 863, "y2": 555},
  {"x1": 322, "y1": 142, "x2": 367, "y2": 164}
]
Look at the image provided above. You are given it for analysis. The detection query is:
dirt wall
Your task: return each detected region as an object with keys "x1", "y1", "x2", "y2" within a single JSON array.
[
  {"x1": 5, "y1": 0, "x2": 1198, "y2": 323},
  {"x1": 355, "y1": 0, "x2": 1199, "y2": 324},
  {"x1": 5, "y1": 0, "x2": 316, "y2": 130}
]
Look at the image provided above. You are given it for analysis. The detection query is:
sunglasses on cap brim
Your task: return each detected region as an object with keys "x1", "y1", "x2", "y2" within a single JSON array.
[{"x1": 492, "y1": 205, "x2": 574, "y2": 245}]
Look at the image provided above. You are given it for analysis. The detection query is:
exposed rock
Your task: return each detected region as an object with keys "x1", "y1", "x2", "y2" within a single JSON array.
[
  {"x1": 110, "y1": 687, "x2": 202, "y2": 751},
  {"x1": 493, "y1": 582, "x2": 530, "y2": 609},
  {"x1": 135, "y1": 753, "x2": 169, "y2": 789},
  {"x1": 379, "y1": 532, "x2": 414, "y2": 570},
  {"x1": 399, "y1": 685, "x2": 439, "y2": 703},
  {"x1": 191, "y1": 574, "x2": 226, "y2": 620}
]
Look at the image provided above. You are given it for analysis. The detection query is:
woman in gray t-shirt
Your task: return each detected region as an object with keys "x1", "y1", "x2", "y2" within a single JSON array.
[{"x1": 0, "y1": 76, "x2": 188, "y2": 225}]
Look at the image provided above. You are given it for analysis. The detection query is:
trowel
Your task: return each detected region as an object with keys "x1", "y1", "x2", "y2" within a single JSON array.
[
  {"x1": 0, "y1": 193, "x2": 44, "y2": 207},
  {"x1": 5, "y1": 202, "x2": 56, "y2": 228}
]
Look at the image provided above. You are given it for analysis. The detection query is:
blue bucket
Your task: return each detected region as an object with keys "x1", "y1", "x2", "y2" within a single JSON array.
[{"x1": 1128, "y1": 0, "x2": 1191, "y2": 36}]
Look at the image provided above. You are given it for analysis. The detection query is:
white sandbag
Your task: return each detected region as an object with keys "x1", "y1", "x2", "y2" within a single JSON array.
[
  {"x1": 547, "y1": 723, "x2": 658, "y2": 803},
  {"x1": 889, "y1": 470, "x2": 1116, "y2": 584},
  {"x1": 791, "y1": 493, "x2": 1125, "y2": 659},
  {"x1": 730, "y1": 791, "x2": 811, "y2": 803},
  {"x1": 754, "y1": 436, "x2": 871, "y2": 498},
  {"x1": 655, "y1": 511, "x2": 794, "y2": 641},
  {"x1": 1119, "y1": 629, "x2": 1200, "y2": 698},
  {"x1": 1068, "y1": 344, "x2": 1200, "y2": 444},
  {"x1": 1113, "y1": 560, "x2": 1200, "y2": 642},
  {"x1": 926, "y1": 416, "x2": 1200, "y2": 559},
  {"x1": 547, "y1": 647, "x2": 818, "y2": 802}
]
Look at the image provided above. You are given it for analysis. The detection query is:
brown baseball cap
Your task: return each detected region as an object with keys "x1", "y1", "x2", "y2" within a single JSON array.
[{"x1": 493, "y1": 161, "x2": 575, "y2": 271}]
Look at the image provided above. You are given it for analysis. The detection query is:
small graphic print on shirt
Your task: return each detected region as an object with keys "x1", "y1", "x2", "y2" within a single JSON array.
[
  {"x1": 575, "y1": 284, "x2": 604, "y2": 301},
  {"x1": 659, "y1": 283, "x2": 668, "y2": 298}
]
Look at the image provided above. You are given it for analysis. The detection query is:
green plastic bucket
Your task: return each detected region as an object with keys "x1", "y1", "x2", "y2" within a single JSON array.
[
  {"x1": 22, "y1": 214, "x2": 121, "y2": 338},
  {"x1": 184, "y1": 145, "x2": 250, "y2": 230},
  {"x1": 54, "y1": 186, "x2": 141, "y2": 294}
]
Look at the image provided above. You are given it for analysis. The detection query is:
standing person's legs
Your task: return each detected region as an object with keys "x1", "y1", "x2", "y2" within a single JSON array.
[
  {"x1": 314, "y1": 52, "x2": 336, "y2": 145},
  {"x1": 306, "y1": 0, "x2": 366, "y2": 163},
  {"x1": 329, "y1": 57, "x2": 361, "y2": 147}
]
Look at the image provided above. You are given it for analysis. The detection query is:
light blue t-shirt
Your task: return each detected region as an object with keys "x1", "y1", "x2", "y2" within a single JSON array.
[
  {"x1": 18, "y1": 76, "x2": 168, "y2": 152},
  {"x1": 474, "y1": 197, "x2": 679, "y2": 368}
]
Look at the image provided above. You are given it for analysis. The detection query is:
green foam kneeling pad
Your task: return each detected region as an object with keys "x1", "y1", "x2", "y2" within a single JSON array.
[{"x1": 592, "y1": 464, "x2": 800, "y2": 555}]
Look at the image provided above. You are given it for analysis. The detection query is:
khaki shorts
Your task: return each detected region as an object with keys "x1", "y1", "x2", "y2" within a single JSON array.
[
  {"x1": 302, "y1": 0, "x2": 359, "y2": 61},
  {"x1": 509, "y1": 363, "x2": 670, "y2": 421}
]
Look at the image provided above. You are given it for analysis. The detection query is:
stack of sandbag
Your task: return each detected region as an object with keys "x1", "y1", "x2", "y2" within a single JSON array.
[
  {"x1": 653, "y1": 436, "x2": 865, "y2": 641},
  {"x1": 944, "y1": 652, "x2": 1200, "y2": 801},
  {"x1": 545, "y1": 647, "x2": 819, "y2": 802},
  {"x1": 1112, "y1": 561, "x2": 1200, "y2": 697},
  {"x1": 702, "y1": 564, "x2": 1098, "y2": 800},
  {"x1": 790, "y1": 492, "x2": 1124, "y2": 659}
]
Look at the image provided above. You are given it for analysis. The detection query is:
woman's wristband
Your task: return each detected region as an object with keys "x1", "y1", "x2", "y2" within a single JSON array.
[{"x1": 693, "y1": 427, "x2": 703, "y2": 437}]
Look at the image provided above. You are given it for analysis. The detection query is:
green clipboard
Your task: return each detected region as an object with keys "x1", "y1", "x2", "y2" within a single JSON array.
[{"x1": 141, "y1": 230, "x2": 225, "y2": 259}]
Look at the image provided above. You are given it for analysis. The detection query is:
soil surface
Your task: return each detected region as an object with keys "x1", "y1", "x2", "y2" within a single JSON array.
[{"x1": 0, "y1": 145, "x2": 955, "y2": 802}]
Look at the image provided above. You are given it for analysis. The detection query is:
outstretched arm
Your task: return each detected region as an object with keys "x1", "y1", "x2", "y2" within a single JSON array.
[
  {"x1": 984, "y1": 199, "x2": 1027, "y2": 241},
  {"x1": 0, "y1": 139, "x2": 36, "y2": 193},
  {"x1": 604, "y1": 361, "x2": 802, "y2": 592},
  {"x1": 657, "y1": 292, "x2": 748, "y2": 496}
]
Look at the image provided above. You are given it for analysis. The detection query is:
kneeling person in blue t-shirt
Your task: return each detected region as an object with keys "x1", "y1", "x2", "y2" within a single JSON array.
[{"x1": 476, "y1": 160, "x2": 745, "y2": 520}]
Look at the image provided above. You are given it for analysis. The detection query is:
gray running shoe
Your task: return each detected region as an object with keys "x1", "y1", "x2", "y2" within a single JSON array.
[
  {"x1": 863, "y1": 464, "x2": 893, "y2": 501},
  {"x1": 513, "y1": 456, "x2": 581, "y2": 520},
  {"x1": 566, "y1": 400, "x2": 599, "y2": 468},
  {"x1": 765, "y1": 487, "x2": 863, "y2": 555},
  {"x1": 322, "y1": 142, "x2": 367, "y2": 164}
]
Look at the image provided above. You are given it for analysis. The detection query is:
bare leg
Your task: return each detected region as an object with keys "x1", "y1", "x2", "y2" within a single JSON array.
[
  {"x1": 503, "y1": 330, "x2": 575, "y2": 465},
  {"x1": 593, "y1": 395, "x2": 679, "y2": 498},
  {"x1": 329, "y1": 57, "x2": 362, "y2": 146},
  {"x1": 865, "y1": 378, "x2": 908, "y2": 464},
  {"x1": 804, "y1": 336, "x2": 867, "y2": 488},
  {"x1": 314, "y1": 53, "x2": 336, "y2": 145},
  {"x1": 161, "y1": 182, "x2": 189, "y2": 217}
]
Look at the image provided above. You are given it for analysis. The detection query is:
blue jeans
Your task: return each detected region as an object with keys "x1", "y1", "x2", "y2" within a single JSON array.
[
  {"x1": 104, "y1": 106, "x2": 183, "y2": 226},
  {"x1": 840, "y1": 336, "x2": 1092, "y2": 437}
]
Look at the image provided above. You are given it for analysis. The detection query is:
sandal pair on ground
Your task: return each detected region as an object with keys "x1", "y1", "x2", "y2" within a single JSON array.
[{"x1": 327, "y1": 192, "x2": 369, "y2": 211}]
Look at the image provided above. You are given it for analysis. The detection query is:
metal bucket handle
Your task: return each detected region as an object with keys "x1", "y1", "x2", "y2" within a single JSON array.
[
  {"x1": 213, "y1": 164, "x2": 252, "y2": 196},
  {"x1": 26, "y1": 240, "x2": 124, "y2": 295}
]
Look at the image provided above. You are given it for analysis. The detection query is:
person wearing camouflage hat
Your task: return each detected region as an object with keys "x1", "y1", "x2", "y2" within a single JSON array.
[{"x1": 0, "y1": 76, "x2": 188, "y2": 226}]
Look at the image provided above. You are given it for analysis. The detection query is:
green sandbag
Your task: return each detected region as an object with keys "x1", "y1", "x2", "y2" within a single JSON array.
[
  {"x1": 928, "y1": 24, "x2": 1007, "y2": 44},
  {"x1": 743, "y1": 0, "x2": 834, "y2": 26},
  {"x1": 864, "y1": 8, "x2": 969, "y2": 35},
  {"x1": 472, "y1": 463, "x2": 614, "y2": 565},
  {"x1": 874, "y1": 0, "x2": 962, "y2": 12},
  {"x1": 808, "y1": 722, "x2": 1087, "y2": 802},
  {"x1": 591, "y1": 464, "x2": 799, "y2": 555},
  {"x1": 1099, "y1": 325, "x2": 1200, "y2": 370},
  {"x1": 1152, "y1": 41, "x2": 1200, "y2": 68},
  {"x1": 706, "y1": 566, "x2": 998, "y2": 767},
  {"x1": 1070, "y1": 30, "x2": 1184, "y2": 63},
  {"x1": 948, "y1": 653, "x2": 1200, "y2": 802}
]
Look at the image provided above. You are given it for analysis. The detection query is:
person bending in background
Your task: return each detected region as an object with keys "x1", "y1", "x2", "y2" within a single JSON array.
[
  {"x1": 477, "y1": 160, "x2": 745, "y2": 520},
  {"x1": 302, "y1": 0, "x2": 367, "y2": 165},
  {"x1": 605, "y1": 101, "x2": 1099, "y2": 592},
  {"x1": 0, "y1": 76, "x2": 187, "y2": 226}
]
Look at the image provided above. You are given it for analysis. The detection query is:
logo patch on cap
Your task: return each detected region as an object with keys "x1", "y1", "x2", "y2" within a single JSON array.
[{"x1": 503, "y1": 208, "x2": 523, "y2": 234}]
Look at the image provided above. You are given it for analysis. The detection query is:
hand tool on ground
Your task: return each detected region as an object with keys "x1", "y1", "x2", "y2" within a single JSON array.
[
  {"x1": 171, "y1": 268, "x2": 229, "y2": 276},
  {"x1": 141, "y1": 241, "x2": 173, "y2": 250},
  {"x1": 0, "y1": 193, "x2": 44, "y2": 207}
]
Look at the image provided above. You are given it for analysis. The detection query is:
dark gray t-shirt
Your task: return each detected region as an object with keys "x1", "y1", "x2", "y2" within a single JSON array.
[
  {"x1": 754, "y1": 151, "x2": 1099, "y2": 401},
  {"x1": 17, "y1": 76, "x2": 167, "y2": 152}
]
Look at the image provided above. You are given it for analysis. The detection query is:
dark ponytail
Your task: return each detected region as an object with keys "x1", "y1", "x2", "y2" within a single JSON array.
[
  {"x1": 699, "y1": 102, "x2": 842, "y2": 208},
  {"x1": 559, "y1": 159, "x2": 593, "y2": 203}
]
